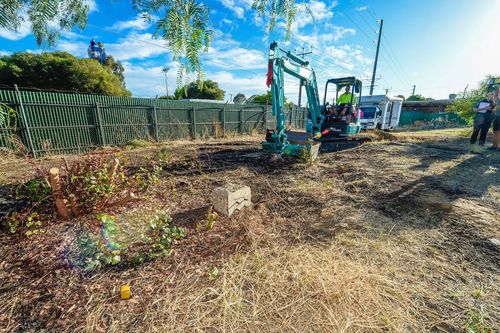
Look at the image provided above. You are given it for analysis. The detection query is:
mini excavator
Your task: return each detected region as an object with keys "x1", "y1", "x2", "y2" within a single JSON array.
[{"x1": 262, "y1": 41, "x2": 367, "y2": 159}]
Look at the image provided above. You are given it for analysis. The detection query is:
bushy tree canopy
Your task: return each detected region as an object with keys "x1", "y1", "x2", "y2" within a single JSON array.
[
  {"x1": 233, "y1": 93, "x2": 246, "y2": 104},
  {"x1": 406, "y1": 94, "x2": 430, "y2": 101},
  {"x1": 174, "y1": 80, "x2": 224, "y2": 100},
  {"x1": 1, "y1": 0, "x2": 298, "y2": 86},
  {"x1": 446, "y1": 75, "x2": 498, "y2": 124},
  {"x1": 0, "y1": 52, "x2": 131, "y2": 96}
]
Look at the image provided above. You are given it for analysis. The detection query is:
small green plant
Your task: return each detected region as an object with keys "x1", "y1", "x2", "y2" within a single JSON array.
[
  {"x1": 24, "y1": 212, "x2": 45, "y2": 237},
  {"x1": 471, "y1": 287, "x2": 484, "y2": 299},
  {"x1": 208, "y1": 266, "x2": 219, "y2": 281},
  {"x1": 71, "y1": 229, "x2": 121, "y2": 271},
  {"x1": 125, "y1": 139, "x2": 152, "y2": 149},
  {"x1": 2, "y1": 211, "x2": 45, "y2": 236},
  {"x1": 466, "y1": 309, "x2": 492, "y2": 333},
  {"x1": 206, "y1": 207, "x2": 218, "y2": 230},
  {"x1": 195, "y1": 207, "x2": 219, "y2": 231},
  {"x1": 298, "y1": 146, "x2": 314, "y2": 166},
  {"x1": 153, "y1": 147, "x2": 172, "y2": 165},
  {"x1": 148, "y1": 211, "x2": 186, "y2": 255}
]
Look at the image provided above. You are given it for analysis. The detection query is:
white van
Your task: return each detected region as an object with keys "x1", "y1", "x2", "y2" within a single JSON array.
[{"x1": 359, "y1": 95, "x2": 403, "y2": 130}]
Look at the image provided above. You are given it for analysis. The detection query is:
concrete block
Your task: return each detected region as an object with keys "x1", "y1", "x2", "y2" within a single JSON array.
[{"x1": 212, "y1": 183, "x2": 251, "y2": 217}]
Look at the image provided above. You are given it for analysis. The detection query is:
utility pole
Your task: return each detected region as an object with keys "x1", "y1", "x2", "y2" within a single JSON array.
[
  {"x1": 162, "y1": 66, "x2": 170, "y2": 97},
  {"x1": 296, "y1": 46, "x2": 312, "y2": 107},
  {"x1": 412, "y1": 85, "x2": 416, "y2": 96},
  {"x1": 384, "y1": 87, "x2": 391, "y2": 95},
  {"x1": 463, "y1": 84, "x2": 469, "y2": 98},
  {"x1": 370, "y1": 19, "x2": 383, "y2": 96}
]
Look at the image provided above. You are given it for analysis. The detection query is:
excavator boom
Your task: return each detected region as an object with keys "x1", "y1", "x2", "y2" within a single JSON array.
[{"x1": 262, "y1": 42, "x2": 322, "y2": 157}]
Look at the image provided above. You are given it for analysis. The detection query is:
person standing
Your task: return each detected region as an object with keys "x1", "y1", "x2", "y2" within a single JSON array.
[
  {"x1": 470, "y1": 93, "x2": 494, "y2": 146},
  {"x1": 490, "y1": 87, "x2": 500, "y2": 150}
]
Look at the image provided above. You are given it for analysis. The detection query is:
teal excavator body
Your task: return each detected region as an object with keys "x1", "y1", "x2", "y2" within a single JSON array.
[
  {"x1": 262, "y1": 41, "x2": 322, "y2": 157},
  {"x1": 262, "y1": 41, "x2": 363, "y2": 157}
]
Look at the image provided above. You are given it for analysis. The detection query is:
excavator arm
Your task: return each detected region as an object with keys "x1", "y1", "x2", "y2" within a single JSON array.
[{"x1": 263, "y1": 41, "x2": 322, "y2": 155}]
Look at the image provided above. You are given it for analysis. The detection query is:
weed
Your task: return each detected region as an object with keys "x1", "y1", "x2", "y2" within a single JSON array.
[
  {"x1": 148, "y1": 211, "x2": 186, "y2": 255},
  {"x1": 153, "y1": 147, "x2": 172, "y2": 166},
  {"x1": 471, "y1": 287, "x2": 484, "y2": 299},
  {"x1": 196, "y1": 207, "x2": 219, "y2": 231},
  {"x1": 125, "y1": 139, "x2": 153, "y2": 149},
  {"x1": 466, "y1": 309, "x2": 492, "y2": 333},
  {"x1": 209, "y1": 266, "x2": 219, "y2": 281},
  {"x1": 67, "y1": 210, "x2": 185, "y2": 271},
  {"x1": 206, "y1": 207, "x2": 218, "y2": 230},
  {"x1": 298, "y1": 146, "x2": 314, "y2": 166},
  {"x1": 24, "y1": 212, "x2": 45, "y2": 237}
]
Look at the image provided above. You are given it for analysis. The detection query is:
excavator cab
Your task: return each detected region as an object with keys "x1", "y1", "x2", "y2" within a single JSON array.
[{"x1": 320, "y1": 77, "x2": 362, "y2": 137}]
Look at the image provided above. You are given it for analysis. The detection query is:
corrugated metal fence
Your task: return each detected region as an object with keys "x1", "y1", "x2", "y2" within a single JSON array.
[
  {"x1": 399, "y1": 111, "x2": 467, "y2": 126},
  {"x1": 0, "y1": 88, "x2": 307, "y2": 157}
]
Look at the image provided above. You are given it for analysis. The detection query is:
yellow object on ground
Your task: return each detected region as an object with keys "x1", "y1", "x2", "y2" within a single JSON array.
[{"x1": 121, "y1": 284, "x2": 131, "y2": 299}]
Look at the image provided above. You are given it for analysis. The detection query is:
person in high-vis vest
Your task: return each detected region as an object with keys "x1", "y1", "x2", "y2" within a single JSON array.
[
  {"x1": 336, "y1": 86, "x2": 357, "y2": 122},
  {"x1": 337, "y1": 86, "x2": 357, "y2": 105}
]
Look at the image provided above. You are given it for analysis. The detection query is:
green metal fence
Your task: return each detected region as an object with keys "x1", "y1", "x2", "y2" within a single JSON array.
[
  {"x1": 399, "y1": 111, "x2": 467, "y2": 127},
  {"x1": 0, "y1": 88, "x2": 307, "y2": 157}
]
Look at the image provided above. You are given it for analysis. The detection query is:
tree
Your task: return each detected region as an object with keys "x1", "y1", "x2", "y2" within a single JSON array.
[
  {"x1": 396, "y1": 95, "x2": 405, "y2": 101},
  {"x1": 250, "y1": 91, "x2": 272, "y2": 104},
  {"x1": 406, "y1": 94, "x2": 429, "y2": 101},
  {"x1": 133, "y1": 0, "x2": 212, "y2": 86},
  {"x1": 0, "y1": 52, "x2": 131, "y2": 96},
  {"x1": 174, "y1": 80, "x2": 224, "y2": 100},
  {"x1": 104, "y1": 55, "x2": 125, "y2": 86},
  {"x1": 249, "y1": 91, "x2": 295, "y2": 107},
  {"x1": 1, "y1": 1, "x2": 298, "y2": 86},
  {"x1": 446, "y1": 75, "x2": 497, "y2": 125},
  {"x1": 0, "y1": 0, "x2": 88, "y2": 46},
  {"x1": 233, "y1": 93, "x2": 246, "y2": 104}
]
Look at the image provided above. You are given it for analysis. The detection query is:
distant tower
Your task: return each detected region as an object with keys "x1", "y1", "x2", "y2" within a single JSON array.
[{"x1": 88, "y1": 39, "x2": 107, "y2": 64}]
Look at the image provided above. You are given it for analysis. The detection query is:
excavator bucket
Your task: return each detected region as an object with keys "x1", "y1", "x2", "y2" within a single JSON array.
[{"x1": 284, "y1": 131, "x2": 321, "y2": 161}]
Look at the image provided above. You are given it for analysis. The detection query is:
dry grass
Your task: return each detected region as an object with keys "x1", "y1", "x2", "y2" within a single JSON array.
[
  {"x1": 1, "y1": 128, "x2": 499, "y2": 333},
  {"x1": 78, "y1": 226, "x2": 498, "y2": 333}
]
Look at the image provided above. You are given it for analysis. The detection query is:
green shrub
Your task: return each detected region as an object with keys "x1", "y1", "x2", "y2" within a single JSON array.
[{"x1": 66, "y1": 210, "x2": 186, "y2": 272}]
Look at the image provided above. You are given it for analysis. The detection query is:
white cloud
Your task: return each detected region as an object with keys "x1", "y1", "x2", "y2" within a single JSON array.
[
  {"x1": 356, "y1": 6, "x2": 368, "y2": 11},
  {"x1": 84, "y1": 0, "x2": 98, "y2": 12},
  {"x1": 105, "y1": 33, "x2": 169, "y2": 61},
  {"x1": 218, "y1": 0, "x2": 245, "y2": 19},
  {"x1": 205, "y1": 45, "x2": 266, "y2": 70},
  {"x1": 56, "y1": 40, "x2": 88, "y2": 57},
  {"x1": 107, "y1": 14, "x2": 156, "y2": 31},
  {"x1": 0, "y1": 50, "x2": 12, "y2": 56},
  {"x1": 0, "y1": 18, "x2": 31, "y2": 40},
  {"x1": 122, "y1": 62, "x2": 178, "y2": 97},
  {"x1": 290, "y1": 0, "x2": 335, "y2": 32}
]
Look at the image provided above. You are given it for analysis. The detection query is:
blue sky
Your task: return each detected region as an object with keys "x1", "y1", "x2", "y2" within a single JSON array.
[{"x1": 1, "y1": 0, "x2": 499, "y2": 102}]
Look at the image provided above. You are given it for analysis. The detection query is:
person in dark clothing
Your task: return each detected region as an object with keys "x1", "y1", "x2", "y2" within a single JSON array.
[{"x1": 470, "y1": 93, "x2": 494, "y2": 145}]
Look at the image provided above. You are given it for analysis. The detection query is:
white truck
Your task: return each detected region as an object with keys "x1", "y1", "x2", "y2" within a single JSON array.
[{"x1": 359, "y1": 95, "x2": 403, "y2": 130}]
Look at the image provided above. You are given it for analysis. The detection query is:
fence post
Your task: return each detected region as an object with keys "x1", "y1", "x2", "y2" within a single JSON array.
[
  {"x1": 152, "y1": 102, "x2": 159, "y2": 142},
  {"x1": 95, "y1": 102, "x2": 106, "y2": 146},
  {"x1": 191, "y1": 106, "x2": 196, "y2": 140},
  {"x1": 14, "y1": 84, "x2": 36, "y2": 158},
  {"x1": 263, "y1": 106, "x2": 267, "y2": 130},
  {"x1": 222, "y1": 107, "x2": 226, "y2": 137},
  {"x1": 239, "y1": 107, "x2": 243, "y2": 134}
]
